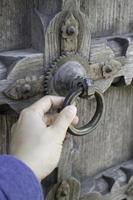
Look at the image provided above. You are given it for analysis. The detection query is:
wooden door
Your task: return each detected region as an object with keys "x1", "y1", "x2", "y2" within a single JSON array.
[{"x1": 0, "y1": 0, "x2": 133, "y2": 199}]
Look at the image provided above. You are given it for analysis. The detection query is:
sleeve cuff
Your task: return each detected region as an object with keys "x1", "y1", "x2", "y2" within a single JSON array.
[{"x1": 0, "y1": 155, "x2": 43, "y2": 200}]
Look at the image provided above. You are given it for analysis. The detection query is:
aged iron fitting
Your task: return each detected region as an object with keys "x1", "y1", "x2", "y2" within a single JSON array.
[
  {"x1": 44, "y1": 58, "x2": 105, "y2": 136},
  {"x1": 62, "y1": 83, "x2": 104, "y2": 136}
]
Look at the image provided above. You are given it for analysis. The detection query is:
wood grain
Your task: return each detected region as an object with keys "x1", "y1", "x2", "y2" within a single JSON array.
[
  {"x1": 0, "y1": 0, "x2": 133, "y2": 199},
  {"x1": 0, "y1": 0, "x2": 32, "y2": 51},
  {"x1": 1, "y1": 0, "x2": 133, "y2": 51},
  {"x1": 0, "y1": 113, "x2": 17, "y2": 154},
  {"x1": 58, "y1": 84, "x2": 133, "y2": 181},
  {"x1": 81, "y1": 0, "x2": 133, "y2": 38}
]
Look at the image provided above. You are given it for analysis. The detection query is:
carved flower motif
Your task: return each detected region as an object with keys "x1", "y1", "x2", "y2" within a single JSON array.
[
  {"x1": 102, "y1": 59, "x2": 122, "y2": 79},
  {"x1": 15, "y1": 76, "x2": 33, "y2": 99},
  {"x1": 4, "y1": 75, "x2": 44, "y2": 100}
]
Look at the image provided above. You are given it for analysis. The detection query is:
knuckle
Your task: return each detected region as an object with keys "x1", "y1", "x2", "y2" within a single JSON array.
[
  {"x1": 63, "y1": 110, "x2": 72, "y2": 120},
  {"x1": 20, "y1": 108, "x2": 29, "y2": 116},
  {"x1": 20, "y1": 108, "x2": 33, "y2": 118},
  {"x1": 43, "y1": 95, "x2": 50, "y2": 100}
]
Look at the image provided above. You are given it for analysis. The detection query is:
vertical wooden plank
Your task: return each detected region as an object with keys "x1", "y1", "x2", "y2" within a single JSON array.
[
  {"x1": 31, "y1": 0, "x2": 62, "y2": 51},
  {"x1": 0, "y1": 114, "x2": 17, "y2": 154},
  {"x1": 81, "y1": 0, "x2": 133, "y2": 37},
  {"x1": 0, "y1": 0, "x2": 32, "y2": 51},
  {"x1": 0, "y1": 115, "x2": 7, "y2": 153},
  {"x1": 6, "y1": 114, "x2": 18, "y2": 153}
]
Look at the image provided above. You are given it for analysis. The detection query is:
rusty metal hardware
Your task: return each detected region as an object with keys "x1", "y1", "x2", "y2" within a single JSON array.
[
  {"x1": 44, "y1": 58, "x2": 105, "y2": 136},
  {"x1": 62, "y1": 77, "x2": 104, "y2": 136}
]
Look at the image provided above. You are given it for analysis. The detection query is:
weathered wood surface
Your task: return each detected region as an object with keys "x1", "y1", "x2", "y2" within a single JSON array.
[
  {"x1": 58, "y1": 85, "x2": 133, "y2": 180},
  {"x1": 0, "y1": 0, "x2": 133, "y2": 199},
  {"x1": 0, "y1": 0, "x2": 32, "y2": 51},
  {"x1": 81, "y1": 0, "x2": 133, "y2": 38},
  {"x1": 0, "y1": 113, "x2": 17, "y2": 154},
  {"x1": 0, "y1": 36, "x2": 133, "y2": 113},
  {"x1": 45, "y1": 84, "x2": 133, "y2": 199},
  {"x1": 46, "y1": 159, "x2": 133, "y2": 199},
  {"x1": 1, "y1": 0, "x2": 133, "y2": 51}
]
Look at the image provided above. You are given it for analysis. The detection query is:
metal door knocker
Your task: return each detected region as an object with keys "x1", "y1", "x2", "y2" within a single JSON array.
[
  {"x1": 44, "y1": 55, "x2": 105, "y2": 136},
  {"x1": 43, "y1": 0, "x2": 106, "y2": 136}
]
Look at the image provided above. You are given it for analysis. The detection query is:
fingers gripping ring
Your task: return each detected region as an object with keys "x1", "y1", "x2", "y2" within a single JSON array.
[{"x1": 63, "y1": 87, "x2": 105, "y2": 136}]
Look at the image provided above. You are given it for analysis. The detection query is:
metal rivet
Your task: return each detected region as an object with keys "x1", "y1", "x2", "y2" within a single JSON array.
[
  {"x1": 105, "y1": 66, "x2": 112, "y2": 73},
  {"x1": 67, "y1": 26, "x2": 76, "y2": 35},
  {"x1": 22, "y1": 84, "x2": 31, "y2": 93}
]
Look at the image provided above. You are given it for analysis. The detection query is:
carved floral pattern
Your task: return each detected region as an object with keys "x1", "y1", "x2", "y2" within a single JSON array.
[
  {"x1": 102, "y1": 59, "x2": 122, "y2": 79},
  {"x1": 4, "y1": 75, "x2": 44, "y2": 100}
]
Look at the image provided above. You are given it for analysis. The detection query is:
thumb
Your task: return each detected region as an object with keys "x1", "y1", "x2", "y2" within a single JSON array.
[{"x1": 51, "y1": 105, "x2": 77, "y2": 140}]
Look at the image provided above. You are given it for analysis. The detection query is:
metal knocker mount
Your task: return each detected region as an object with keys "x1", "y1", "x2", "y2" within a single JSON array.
[
  {"x1": 44, "y1": 54, "x2": 104, "y2": 136},
  {"x1": 43, "y1": 0, "x2": 105, "y2": 136}
]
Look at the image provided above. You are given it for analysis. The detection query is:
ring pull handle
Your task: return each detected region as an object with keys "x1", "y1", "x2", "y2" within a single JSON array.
[{"x1": 62, "y1": 85, "x2": 105, "y2": 136}]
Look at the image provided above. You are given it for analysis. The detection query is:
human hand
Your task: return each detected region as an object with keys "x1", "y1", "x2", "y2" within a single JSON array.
[{"x1": 10, "y1": 96, "x2": 78, "y2": 181}]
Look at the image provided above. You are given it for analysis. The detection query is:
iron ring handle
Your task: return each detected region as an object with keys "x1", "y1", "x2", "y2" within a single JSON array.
[{"x1": 63, "y1": 87, "x2": 105, "y2": 136}]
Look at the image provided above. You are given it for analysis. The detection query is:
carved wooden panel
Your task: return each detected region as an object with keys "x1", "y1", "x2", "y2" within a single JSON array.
[
  {"x1": 46, "y1": 159, "x2": 133, "y2": 199},
  {"x1": 0, "y1": 0, "x2": 133, "y2": 200}
]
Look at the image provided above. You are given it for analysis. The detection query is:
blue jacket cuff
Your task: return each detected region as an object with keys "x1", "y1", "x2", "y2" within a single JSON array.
[{"x1": 0, "y1": 155, "x2": 43, "y2": 200}]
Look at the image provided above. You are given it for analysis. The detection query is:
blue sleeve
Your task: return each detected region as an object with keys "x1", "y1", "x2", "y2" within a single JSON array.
[{"x1": 0, "y1": 155, "x2": 43, "y2": 200}]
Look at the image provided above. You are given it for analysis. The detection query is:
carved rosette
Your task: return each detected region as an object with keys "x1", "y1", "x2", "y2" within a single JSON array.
[{"x1": 4, "y1": 75, "x2": 44, "y2": 100}]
